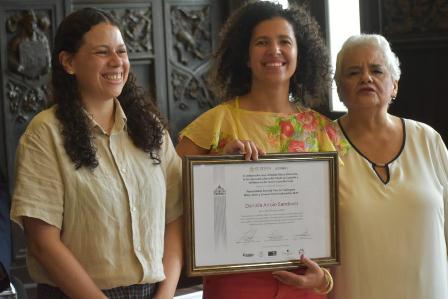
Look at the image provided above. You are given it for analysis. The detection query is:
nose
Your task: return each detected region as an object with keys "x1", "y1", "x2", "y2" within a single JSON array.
[
  {"x1": 268, "y1": 42, "x2": 281, "y2": 55},
  {"x1": 360, "y1": 70, "x2": 372, "y2": 83},
  {"x1": 109, "y1": 52, "x2": 123, "y2": 67}
]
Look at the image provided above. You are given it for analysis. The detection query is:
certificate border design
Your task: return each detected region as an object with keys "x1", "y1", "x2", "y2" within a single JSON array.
[{"x1": 182, "y1": 152, "x2": 339, "y2": 277}]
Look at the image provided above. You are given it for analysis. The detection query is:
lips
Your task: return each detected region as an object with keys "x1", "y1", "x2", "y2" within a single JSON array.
[
  {"x1": 102, "y1": 72, "x2": 123, "y2": 81},
  {"x1": 263, "y1": 61, "x2": 286, "y2": 67},
  {"x1": 358, "y1": 87, "x2": 375, "y2": 92}
]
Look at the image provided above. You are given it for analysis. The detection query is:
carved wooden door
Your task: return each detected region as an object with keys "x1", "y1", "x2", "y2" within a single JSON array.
[
  {"x1": 0, "y1": 0, "x2": 225, "y2": 296},
  {"x1": 0, "y1": 1, "x2": 70, "y2": 293}
]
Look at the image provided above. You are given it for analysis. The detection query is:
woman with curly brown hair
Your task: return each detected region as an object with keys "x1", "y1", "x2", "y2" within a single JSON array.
[
  {"x1": 10, "y1": 8, "x2": 182, "y2": 299},
  {"x1": 176, "y1": 1, "x2": 334, "y2": 298}
]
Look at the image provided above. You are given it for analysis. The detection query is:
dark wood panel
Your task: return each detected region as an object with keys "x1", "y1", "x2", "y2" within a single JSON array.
[
  {"x1": 364, "y1": 0, "x2": 448, "y2": 142},
  {"x1": 388, "y1": 45, "x2": 448, "y2": 143},
  {"x1": 163, "y1": 0, "x2": 221, "y2": 140},
  {"x1": 0, "y1": 2, "x2": 69, "y2": 297}
]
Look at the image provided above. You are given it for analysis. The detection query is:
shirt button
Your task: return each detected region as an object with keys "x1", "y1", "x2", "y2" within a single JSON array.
[
  {"x1": 137, "y1": 245, "x2": 141, "y2": 252},
  {"x1": 121, "y1": 168, "x2": 126, "y2": 173},
  {"x1": 131, "y1": 207, "x2": 136, "y2": 213}
]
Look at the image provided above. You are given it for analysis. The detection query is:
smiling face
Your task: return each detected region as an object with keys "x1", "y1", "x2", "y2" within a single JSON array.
[
  {"x1": 60, "y1": 22, "x2": 129, "y2": 104},
  {"x1": 247, "y1": 17, "x2": 298, "y2": 90},
  {"x1": 338, "y1": 44, "x2": 398, "y2": 111}
]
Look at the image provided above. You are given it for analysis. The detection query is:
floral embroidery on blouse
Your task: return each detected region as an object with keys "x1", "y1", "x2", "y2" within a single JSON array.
[
  {"x1": 181, "y1": 100, "x2": 341, "y2": 156},
  {"x1": 210, "y1": 132, "x2": 232, "y2": 153},
  {"x1": 265, "y1": 111, "x2": 322, "y2": 153},
  {"x1": 325, "y1": 122, "x2": 351, "y2": 156}
]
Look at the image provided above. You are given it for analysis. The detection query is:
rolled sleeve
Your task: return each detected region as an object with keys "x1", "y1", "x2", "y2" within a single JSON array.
[
  {"x1": 161, "y1": 132, "x2": 183, "y2": 224},
  {"x1": 11, "y1": 125, "x2": 64, "y2": 229}
]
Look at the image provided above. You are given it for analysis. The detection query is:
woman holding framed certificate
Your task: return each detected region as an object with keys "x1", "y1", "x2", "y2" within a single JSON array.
[
  {"x1": 328, "y1": 34, "x2": 448, "y2": 299},
  {"x1": 177, "y1": 1, "x2": 335, "y2": 298}
]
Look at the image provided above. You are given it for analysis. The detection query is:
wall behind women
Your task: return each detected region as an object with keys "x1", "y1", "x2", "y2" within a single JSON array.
[
  {"x1": 359, "y1": 0, "x2": 448, "y2": 143},
  {"x1": 0, "y1": 0, "x2": 227, "y2": 297}
]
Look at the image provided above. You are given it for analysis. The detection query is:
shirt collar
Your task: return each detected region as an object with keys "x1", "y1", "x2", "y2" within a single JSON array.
[{"x1": 83, "y1": 98, "x2": 128, "y2": 135}]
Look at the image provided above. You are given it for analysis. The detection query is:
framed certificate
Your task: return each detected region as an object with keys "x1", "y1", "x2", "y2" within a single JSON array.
[{"x1": 182, "y1": 152, "x2": 339, "y2": 277}]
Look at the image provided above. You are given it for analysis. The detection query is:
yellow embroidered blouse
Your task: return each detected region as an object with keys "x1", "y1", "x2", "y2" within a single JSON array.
[{"x1": 180, "y1": 98, "x2": 336, "y2": 153}]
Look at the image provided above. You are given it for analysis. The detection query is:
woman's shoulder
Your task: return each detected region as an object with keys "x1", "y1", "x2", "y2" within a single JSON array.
[
  {"x1": 403, "y1": 118, "x2": 441, "y2": 140},
  {"x1": 208, "y1": 100, "x2": 238, "y2": 114},
  {"x1": 296, "y1": 105, "x2": 331, "y2": 120},
  {"x1": 295, "y1": 106, "x2": 334, "y2": 130},
  {"x1": 22, "y1": 106, "x2": 59, "y2": 138},
  {"x1": 188, "y1": 100, "x2": 237, "y2": 124}
]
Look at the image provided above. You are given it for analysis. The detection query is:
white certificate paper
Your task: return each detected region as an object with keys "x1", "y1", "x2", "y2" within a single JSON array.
[{"x1": 183, "y1": 153, "x2": 338, "y2": 276}]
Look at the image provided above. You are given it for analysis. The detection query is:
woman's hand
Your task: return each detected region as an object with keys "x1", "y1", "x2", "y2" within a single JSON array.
[
  {"x1": 222, "y1": 139, "x2": 266, "y2": 160},
  {"x1": 272, "y1": 255, "x2": 326, "y2": 290}
]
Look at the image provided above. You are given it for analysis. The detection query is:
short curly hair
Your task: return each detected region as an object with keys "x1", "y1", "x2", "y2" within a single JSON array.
[
  {"x1": 211, "y1": 1, "x2": 331, "y2": 107},
  {"x1": 52, "y1": 7, "x2": 165, "y2": 169}
]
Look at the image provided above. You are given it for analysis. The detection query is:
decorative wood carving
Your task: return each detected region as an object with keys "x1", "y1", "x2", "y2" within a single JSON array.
[
  {"x1": 168, "y1": 3, "x2": 215, "y2": 119},
  {"x1": 6, "y1": 9, "x2": 51, "y2": 80},
  {"x1": 6, "y1": 80, "x2": 49, "y2": 124},
  {"x1": 111, "y1": 7, "x2": 153, "y2": 55},
  {"x1": 171, "y1": 69, "x2": 190, "y2": 110},
  {"x1": 171, "y1": 68, "x2": 217, "y2": 111},
  {"x1": 170, "y1": 5, "x2": 211, "y2": 67},
  {"x1": 381, "y1": 0, "x2": 448, "y2": 37}
]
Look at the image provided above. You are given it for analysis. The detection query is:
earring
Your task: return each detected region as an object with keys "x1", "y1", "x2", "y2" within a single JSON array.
[
  {"x1": 67, "y1": 69, "x2": 74, "y2": 75},
  {"x1": 390, "y1": 96, "x2": 396, "y2": 104}
]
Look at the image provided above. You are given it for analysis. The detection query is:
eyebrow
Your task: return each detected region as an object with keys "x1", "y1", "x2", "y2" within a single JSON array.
[
  {"x1": 345, "y1": 64, "x2": 384, "y2": 69},
  {"x1": 253, "y1": 35, "x2": 294, "y2": 41},
  {"x1": 91, "y1": 43, "x2": 126, "y2": 49}
]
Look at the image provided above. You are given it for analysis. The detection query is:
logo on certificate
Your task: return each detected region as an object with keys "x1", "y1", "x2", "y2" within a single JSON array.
[{"x1": 268, "y1": 251, "x2": 277, "y2": 256}]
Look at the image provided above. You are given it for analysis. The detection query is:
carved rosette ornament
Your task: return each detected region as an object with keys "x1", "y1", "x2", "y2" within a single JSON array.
[{"x1": 111, "y1": 7, "x2": 153, "y2": 55}]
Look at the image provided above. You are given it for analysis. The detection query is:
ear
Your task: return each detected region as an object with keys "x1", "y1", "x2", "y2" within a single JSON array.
[
  {"x1": 392, "y1": 80, "x2": 399, "y2": 98},
  {"x1": 59, "y1": 51, "x2": 75, "y2": 75}
]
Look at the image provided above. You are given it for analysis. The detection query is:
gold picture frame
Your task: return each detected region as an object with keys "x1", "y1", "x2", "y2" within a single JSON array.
[{"x1": 183, "y1": 152, "x2": 339, "y2": 277}]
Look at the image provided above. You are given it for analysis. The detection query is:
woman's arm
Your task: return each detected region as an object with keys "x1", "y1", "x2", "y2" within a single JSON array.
[
  {"x1": 23, "y1": 217, "x2": 106, "y2": 299},
  {"x1": 176, "y1": 136, "x2": 209, "y2": 157},
  {"x1": 176, "y1": 136, "x2": 264, "y2": 159},
  {"x1": 153, "y1": 217, "x2": 183, "y2": 299}
]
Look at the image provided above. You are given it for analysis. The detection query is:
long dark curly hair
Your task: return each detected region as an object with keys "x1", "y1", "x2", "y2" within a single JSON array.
[
  {"x1": 211, "y1": 1, "x2": 332, "y2": 107},
  {"x1": 52, "y1": 7, "x2": 165, "y2": 169}
]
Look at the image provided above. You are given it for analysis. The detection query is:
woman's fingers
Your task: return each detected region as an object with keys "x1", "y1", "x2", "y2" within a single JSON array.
[
  {"x1": 222, "y1": 139, "x2": 245, "y2": 155},
  {"x1": 300, "y1": 255, "x2": 321, "y2": 273},
  {"x1": 242, "y1": 140, "x2": 257, "y2": 160},
  {"x1": 222, "y1": 139, "x2": 265, "y2": 160},
  {"x1": 272, "y1": 255, "x2": 325, "y2": 289}
]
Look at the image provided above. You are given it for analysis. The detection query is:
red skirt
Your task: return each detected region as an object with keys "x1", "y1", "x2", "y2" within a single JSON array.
[{"x1": 203, "y1": 269, "x2": 327, "y2": 299}]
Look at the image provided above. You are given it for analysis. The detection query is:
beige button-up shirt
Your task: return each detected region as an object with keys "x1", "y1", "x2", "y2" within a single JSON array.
[{"x1": 11, "y1": 101, "x2": 182, "y2": 289}]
